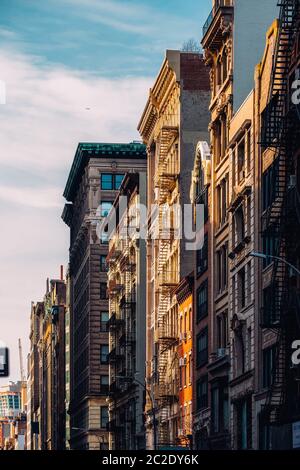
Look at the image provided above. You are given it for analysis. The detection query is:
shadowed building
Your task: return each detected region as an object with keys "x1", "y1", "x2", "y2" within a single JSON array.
[
  {"x1": 201, "y1": 0, "x2": 280, "y2": 449},
  {"x1": 106, "y1": 170, "x2": 147, "y2": 450},
  {"x1": 62, "y1": 142, "x2": 146, "y2": 450}
]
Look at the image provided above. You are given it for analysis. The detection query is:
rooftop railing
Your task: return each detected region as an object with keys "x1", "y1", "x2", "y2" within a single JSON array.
[{"x1": 202, "y1": 0, "x2": 233, "y2": 38}]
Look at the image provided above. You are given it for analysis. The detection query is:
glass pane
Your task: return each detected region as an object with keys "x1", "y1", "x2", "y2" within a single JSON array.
[
  {"x1": 101, "y1": 202, "x2": 113, "y2": 217},
  {"x1": 101, "y1": 375, "x2": 109, "y2": 385},
  {"x1": 101, "y1": 312, "x2": 109, "y2": 322},
  {"x1": 101, "y1": 174, "x2": 113, "y2": 190},
  {"x1": 114, "y1": 174, "x2": 124, "y2": 189}
]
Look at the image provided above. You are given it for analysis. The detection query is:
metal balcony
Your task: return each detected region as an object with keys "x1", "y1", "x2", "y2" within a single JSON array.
[
  {"x1": 106, "y1": 419, "x2": 124, "y2": 432},
  {"x1": 108, "y1": 347, "x2": 125, "y2": 363},
  {"x1": 108, "y1": 312, "x2": 124, "y2": 330},
  {"x1": 260, "y1": 307, "x2": 282, "y2": 329}
]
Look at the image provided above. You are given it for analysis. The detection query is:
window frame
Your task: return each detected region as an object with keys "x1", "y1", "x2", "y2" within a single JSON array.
[
  {"x1": 196, "y1": 327, "x2": 208, "y2": 368},
  {"x1": 196, "y1": 280, "x2": 208, "y2": 323}
]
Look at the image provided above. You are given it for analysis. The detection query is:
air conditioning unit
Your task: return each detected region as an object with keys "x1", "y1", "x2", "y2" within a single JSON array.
[
  {"x1": 179, "y1": 332, "x2": 187, "y2": 342},
  {"x1": 179, "y1": 357, "x2": 187, "y2": 367},
  {"x1": 217, "y1": 348, "x2": 227, "y2": 358}
]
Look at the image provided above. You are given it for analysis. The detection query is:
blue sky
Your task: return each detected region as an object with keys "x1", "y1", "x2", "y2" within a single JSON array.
[
  {"x1": 0, "y1": 0, "x2": 211, "y2": 76},
  {"x1": 0, "y1": 0, "x2": 211, "y2": 383}
]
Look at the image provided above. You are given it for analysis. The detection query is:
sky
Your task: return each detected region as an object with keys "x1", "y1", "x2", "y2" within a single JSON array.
[{"x1": 0, "y1": 0, "x2": 212, "y2": 384}]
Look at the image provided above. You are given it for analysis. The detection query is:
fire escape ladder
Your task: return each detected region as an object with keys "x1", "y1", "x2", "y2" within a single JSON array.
[
  {"x1": 262, "y1": 0, "x2": 297, "y2": 148},
  {"x1": 158, "y1": 406, "x2": 169, "y2": 447},
  {"x1": 261, "y1": 0, "x2": 300, "y2": 425},
  {"x1": 266, "y1": 330, "x2": 287, "y2": 424}
]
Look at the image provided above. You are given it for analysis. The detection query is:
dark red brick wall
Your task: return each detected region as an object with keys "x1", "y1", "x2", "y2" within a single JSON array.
[{"x1": 180, "y1": 53, "x2": 210, "y2": 91}]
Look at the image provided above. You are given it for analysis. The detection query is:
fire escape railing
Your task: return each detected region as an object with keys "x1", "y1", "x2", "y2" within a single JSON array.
[{"x1": 260, "y1": 0, "x2": 300, "y2": 426}]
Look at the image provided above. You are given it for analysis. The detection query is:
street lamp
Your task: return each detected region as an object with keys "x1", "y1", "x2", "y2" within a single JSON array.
[
  {"x1": 115, "y1": 374, "x2": 157, "y2": 451},
  {"x1": 249, "y1": 251, "x2": 300, "y2": 277}
]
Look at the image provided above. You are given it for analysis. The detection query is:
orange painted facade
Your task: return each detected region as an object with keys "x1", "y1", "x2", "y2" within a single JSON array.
[{"x1": 176, "y1": 275, "x2": 193, "y2": 447}]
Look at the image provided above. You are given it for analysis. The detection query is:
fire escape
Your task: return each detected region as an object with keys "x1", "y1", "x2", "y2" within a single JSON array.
[
  {"x1": 107, "y1": 221, "x2": 137, "y2": 449},
  {"x1": 153, "y1": 126, "x2": 180, "y2": 447},
  {"x1": 260, "y1": 0, "x2": 300, "y2": 426}
]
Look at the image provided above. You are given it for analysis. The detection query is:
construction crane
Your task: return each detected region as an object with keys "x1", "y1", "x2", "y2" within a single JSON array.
[{"x1": 18, "y1": 338, "x2": 26, "y2": 383}]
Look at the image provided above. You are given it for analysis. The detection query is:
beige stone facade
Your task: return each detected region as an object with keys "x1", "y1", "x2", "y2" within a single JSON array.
[{"x1": 138, "y1": 50, "x2": 210, "y2": 449}]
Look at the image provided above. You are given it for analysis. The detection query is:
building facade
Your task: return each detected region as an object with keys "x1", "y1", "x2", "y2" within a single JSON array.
[
  {"x1": 107, "y1": 171, "x2": 147, "y2": 450},
  {"x1": 254, "y1": 0, "x2": 300, "y2": 449},
  {"x1": 138, "y1": 50, "x2": 210, "y2": 449},
  {"x1": 201, "y1": 0, "x2": 280, "y2": 449},
  {"x1": 190, "y1": 141, "x2": 212, "y2": 450},
  {"x1": 62, "y1": 142, "x2": 147, "y2": 450},
  {"x1": 0, "y1": 382, "x2": 26, "y2": 450},
  {"x1": 27, "y1": 273, "x2": 66, "y2": 450},
  {"x1": 175, "y1": 274, "x2": 193, "y2": 448}
]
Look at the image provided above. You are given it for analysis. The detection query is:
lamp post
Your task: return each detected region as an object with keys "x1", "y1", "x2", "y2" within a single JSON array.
[
  {"x1": 249, "y1": 251, "x2": 300, "y2": 277},
  {"x1": 116, "y1": 375, "x2": 157, "y2": 451}
]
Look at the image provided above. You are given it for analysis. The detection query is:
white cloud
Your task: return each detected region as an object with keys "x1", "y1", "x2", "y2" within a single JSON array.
[
  {"x1": 0, "y1": 49, "x2": 151, "y2": 176},
  {"x1": 0, "y1": 185, "x2": 62, "y2": 208},
  {"x1": 0, "y1": 47, "x2": 152, "y2": 382}
]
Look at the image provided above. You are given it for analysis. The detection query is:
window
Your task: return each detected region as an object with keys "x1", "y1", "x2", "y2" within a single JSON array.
[
  {"x1": 196, "y1": 375, "x2": 208, "y2": 410},
  {"x1": 262, "y1": 284, "x2": 277, "y2": 325},
  {"x1": 217, "y1": 178, "x2": 227, "y2": 227},
  {"x1": 197, "y1": 281, "x2": 208, "y2": 322},
  {"x1": 246, "y1": 128, "x2": 251, "y2": 175},
  {"x1": 263, "y1": 234, "x2": 277, "y2": 268},
  {"x1": 222, "y1": 52, "x2": 228, "y2": 82},
  {"x1": 237, "y1": 137, "x2": 245, "y2": 182},
  {"x1": 100, "y1": 255, "x2": 108, "y2": 272},
  {"x1": 101, "y1": 173, "x2": 124, "y2": 190},
  {"x1": 188, "y1": 353, "x2": 192, "y2": 384},
  {"x1": 215, "y1": 119, "x2": 222, "y2": 164},
  {"x1": 238, "y1": 267, "x2": 246, "y2": 310},
  {"x1": 100, "y1": 344, "x2": 109, "y2": 364},
  {"x1": 246, "y1": 194, "x2": 251, "y2": 239},
  {"x1": 183, "y1": 360, "x2": 187, "y2": 387},
  {"x1": 263, "y1": 346, "x2": 276, "y2": 388},
  {"x1": 100, "y1": 375, "x2": 109, "y2": 394},
  {"x1": 216, "y1": 244, "x2": 227, "y2": 294},
  {"x1": 198, "y1": 187, "x2": 209, "y2": 222},
  {"x1": 100, "y1": 282, "x2": 108, "y2": 300},
  {"x1": 262, "y1": 160, "x2": 278, "y2": 211},
  {"x1": 115, "y1": 174, "x2": 124, "y2": 189},
  {"x1": 211, "y1": 383, "x2": 229, "y2": 434},
  {"x1": 100, "y1": 406, "x2": 109, "y2": 428},
  {"x1": 100, "y1": 311, "x2": 109, "y2": 332},
  {"x1": 236, "y1": 397, "x2": 252, "y2": 449},
  {"x1": 217, "y1": 312, "x2": 228, "y2": 350},
  {"x1": 100, "y1": 226, "x2": 109, "y2": 245},
  {"x1": 101, "y1": 174, "x2": 113, "y2": 190},
  {"x1": 196, "y1": 328, "x2": 208, "y2": 368},
  {"x1": 188, "y1": 308, "x2": 192, "y2": 335},
  {"x1": 184, "y1": 311, "x2": 187, "y2": 335},
  {"x1": 247, "y1": 327, "x2": 252, "y2": 371},
  {"x1": 100, "y1": 443, "x2": 109, "y2": 450},
  {"x1": 101, "y1": 201, "x2": 113, "y2": 217},
  {"x1": 196, "y1": 234, "x2": 208, "y2": 277},
  {"x1": 259, "y1": 414, "x2": 272, "y2": 450},
  {"x1": 234, "y1": 205, "x2": 245, "y2": 247}
]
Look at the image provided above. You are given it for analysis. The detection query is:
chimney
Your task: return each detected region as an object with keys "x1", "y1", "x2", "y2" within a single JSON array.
[{"x1": 60, "y1": 265, "x2": 64, "y2": 281}]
